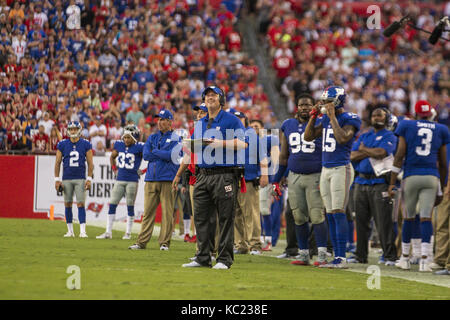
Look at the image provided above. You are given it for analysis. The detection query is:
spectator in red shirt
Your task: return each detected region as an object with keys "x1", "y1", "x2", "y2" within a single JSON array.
[{"x1": 32, "y1": 124, "x2": 49, "y2": 153}]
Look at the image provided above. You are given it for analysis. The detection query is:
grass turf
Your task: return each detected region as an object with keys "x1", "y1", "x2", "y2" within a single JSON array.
[{"x1": 0, "y1": 218, "x2": 449, "y2": 300}]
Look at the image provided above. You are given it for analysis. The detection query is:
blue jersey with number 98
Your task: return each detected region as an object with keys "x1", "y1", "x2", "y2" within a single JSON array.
[
  {"x1": 114, "y1": 141, "x2": 144, "y2": 182},
  {"x1": 57, "y1": 139, "x2": 92, "y2": 180},
  {"x1": 395, "y1": 119, "x2": 450, "y2": 179},
  {"x1": 281, "y1": 118, "x2": 322, "y2": 174}
]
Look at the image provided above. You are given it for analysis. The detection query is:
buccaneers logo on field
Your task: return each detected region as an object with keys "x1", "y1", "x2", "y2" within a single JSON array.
[{"x1": 87, "y1": 202, "x2": 104, "y2": 217}]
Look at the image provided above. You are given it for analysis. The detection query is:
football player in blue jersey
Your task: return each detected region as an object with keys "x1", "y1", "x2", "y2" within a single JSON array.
[
  {"x1": 273, "y1": 94, "x2": 328, "y2": 266},
  {"x1": 54, "y1": 121, "x2": 94, "y2": 238},
  {"x1": 389, "y1": 100, "x2": 449, "y2": 272},
  {"x1": 304, "y1": 86, "x2": 361, "y2": 268},
  {"x1": 96, "y1": 124, "x2": 145, "y2": 240}
]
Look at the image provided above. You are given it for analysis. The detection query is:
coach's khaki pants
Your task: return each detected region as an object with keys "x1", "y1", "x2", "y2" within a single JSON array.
[
  {"x1": 136, "y1": 181, "x2": 175, "y2": 248},
  {"x1": 234, "y1": 182, "x2": 262, "y2": 252},
  {"x1": 434, "y1": 194, "x2": 450, "y2": 269}
]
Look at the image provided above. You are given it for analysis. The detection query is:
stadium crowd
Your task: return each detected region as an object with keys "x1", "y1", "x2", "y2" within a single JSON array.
[
  {"x1": 257, "y1": 0, "x2": 450, "y2": 131},
  {"x1": 0, "y1": 0, "x2": 274, "y2": 154}
]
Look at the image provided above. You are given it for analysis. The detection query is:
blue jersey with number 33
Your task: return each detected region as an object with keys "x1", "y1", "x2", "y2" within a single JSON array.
[
  {"x1": 320, "y1": 112, "x2": 361, "y2": 168},
  {"x1": 57, "y1": 139, "x2": 92, "y2": 180},
  {"x1": 395, "y1": 119, "x2": 450, "y2": 179},
  {"x1": 281, "y1": 118, "x2": 322, "y2": 174},
  {"x1": 114, "y1": 141, "x2": 144, "y2": 182}
]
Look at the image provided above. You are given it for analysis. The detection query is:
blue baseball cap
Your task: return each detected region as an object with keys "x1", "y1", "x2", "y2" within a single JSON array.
[
  {"x1": 155, "y1": 109, "x2": 174, "y2": 120},
  {"x1": 193, "y1": 103, "x2": 207, "y2": 112}
]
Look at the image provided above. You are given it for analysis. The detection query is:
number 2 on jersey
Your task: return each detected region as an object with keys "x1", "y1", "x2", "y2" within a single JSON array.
[
  {"x1": 69, "y1": 151, "x2": 79, "y2": 167},
  {"x1": 415, "y1": 128, "x2": 433, "y2": 156}
]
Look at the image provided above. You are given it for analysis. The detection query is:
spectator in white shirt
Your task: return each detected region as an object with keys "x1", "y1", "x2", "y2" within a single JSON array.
[
  {"x1": 38, "y1": 111, "x2": 55, "y2": 136},
  {"x1": 89, "y1": 115, "x2": 107, "y2": 153}
]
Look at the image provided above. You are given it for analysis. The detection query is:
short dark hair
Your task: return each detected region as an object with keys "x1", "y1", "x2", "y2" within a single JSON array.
[
  {"x1": 249, "y1": 119, "x2": 264, "y2": 127},
  {"x1": 296, "y1": 93, "x2": 314, "y2": 104}
]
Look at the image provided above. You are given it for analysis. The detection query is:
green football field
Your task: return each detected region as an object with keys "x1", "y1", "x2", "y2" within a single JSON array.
[{"x1": 0, "y1": 218, "x2": 449, "y2": 300}]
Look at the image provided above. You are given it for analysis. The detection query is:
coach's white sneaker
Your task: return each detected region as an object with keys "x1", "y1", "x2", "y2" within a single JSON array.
[
  {"x1": 419, "y1": 259, "x2": 433, "y2": 272},
  {"x1": 395, "y1": 256, "x2": 411, "y2": 270},
  {"x1": 128, "y1": 244, "x2": 144, "y2": 250},
  {"x1": 79, "y1": 232, "x2": 88, "y2": 238},
  {"x1": 63, "y1": 231, "x2": 75, "y2": 238},
  {"x1": 160, "y1": 244, "x2": 169, "y2": 251},
  {"x1": 122, "y1": 233, "x2": 131, "y2": 240},
  {"x1": 96, "y1": 232, "x2": 112, "y2": 239},
  {"x1": 250, "y1": 250, "x2": 261, "y2": 255},
  {"x1": 182, "y1": 261, "x2": 202, "y2": 268},
  {"x1": 213, "y1": 262, "x2": 229, "y2": 270}
]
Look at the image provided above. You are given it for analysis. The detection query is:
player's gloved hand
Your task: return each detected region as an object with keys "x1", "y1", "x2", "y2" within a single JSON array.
[
  {"x1": 272, "y1": 183, "x2": 282, "y2": 201},
  {"x1": 137, "y1": 168, "x2": 147, "y2": 176},
  {"x1": 112, "y1": 164, "x2": 118, "y2": 177},
  {"x1": 309, "y1": 108, "x2": 319, "y2": 118}
]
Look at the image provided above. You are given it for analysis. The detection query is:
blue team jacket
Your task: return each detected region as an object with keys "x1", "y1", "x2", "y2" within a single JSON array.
[{"x1": 143, "y1": 130, "x2": 181, "y2": 182}]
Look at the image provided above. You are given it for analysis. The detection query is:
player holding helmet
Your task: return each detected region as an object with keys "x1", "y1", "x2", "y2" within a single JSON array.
[
  {"x1": 304, "y1": 86, "x2": 361, "y2": 268},
  {"x1": 97, "y1": 124, "x2": 145, "y2": 240},
  {"x1": 54, "y1": 121, "x2": 94, "y2": 238}
]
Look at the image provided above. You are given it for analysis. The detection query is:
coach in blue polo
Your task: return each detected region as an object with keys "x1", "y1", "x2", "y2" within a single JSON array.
[
  {"x1": 173, "y1": 86, "x2": 248, "y2": 269},
  {"x1": 129, "y1": 109, "x2": 181, "y2": 251}
]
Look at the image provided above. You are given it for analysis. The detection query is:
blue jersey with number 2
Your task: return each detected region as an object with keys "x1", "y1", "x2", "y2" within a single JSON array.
[
  {"x1": 114, "y1": 141, "x2": 144, "y2": 182},
  {"x1": 395, "y1": 119, "x2": 450, "y2": 179},
  {"x1": 57, "y1": 139, "x2": 92, "y2": 180}
]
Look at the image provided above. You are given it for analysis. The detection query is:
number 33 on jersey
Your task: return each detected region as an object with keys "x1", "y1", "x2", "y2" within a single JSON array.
[{"x1": 113, "y1": 141, "x2": 144, "y2": 182}]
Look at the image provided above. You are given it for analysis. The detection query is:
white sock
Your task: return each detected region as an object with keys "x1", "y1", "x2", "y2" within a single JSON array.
[
  {"x1": 80, "y1": 223, "x2": 86, "y2": 234},
  {"x1": 126, "y1": 216, "x2": 134, "y2": 234},
  {"x1": 411, "y1": 238, "x2": 421, "y2": 257},
  {"x1": 402, "y1": 242, "x2": 411, "y2": 257},
  {"x1": 260, "y1": 235, "x2": 265, "y2": 243},
  {"x1": 106, "y1": 214, "x2": 114, "y2": 234},
  {"x1": 265, "y1": 236, "x2": 272, "y2": 244},
  {"x1": 67, "y1": 223, "x2": 73, "y2": 233},
  {"x1": 421, "y1": 242, "x2": 431, "y2": 260},
  {"x1": 183, "y1": 219, "x2": 191, "y2": 235}
]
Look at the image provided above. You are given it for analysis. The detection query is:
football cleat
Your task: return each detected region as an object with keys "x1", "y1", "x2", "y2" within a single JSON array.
[
  {"x1": 63, "y1": 231, "x2": 75, "y2": 238},
  {"x1": 96, "y1": 232, "x2": 112, "y2": 239},
  {"x1": 419, "y1": 259, "x2": 432, "y2": 272},
  {"x1": 188, "y1": 235, "x2": 197, "y2": 243},
  {"x1": 290, "y1": 251, "x2": 309, "y2": 266},
  {"x1": 79, "y1": 232, "x2": 88, "y2": 238},
  {"x1": 262, "y1": 242, "x2": 272, "y2": 251},
  {"x1": 395, "y1": 256, "x2": 411, "y2": 270},
  {"x1": 313, "y1": 251, "x2": 329, "y2": 266},
  {"x1": 183, "y1": 234, "x2": 191, "y2": 242},
  {"x1": 122, "y1": 233, "x2": 131, "y2": 240},
  {"x1": 250, "y1": 250, "x2": 261, "y2": 255},
  {"x1": 410, "y1": 255, "x2": 421, "y2": 265}
]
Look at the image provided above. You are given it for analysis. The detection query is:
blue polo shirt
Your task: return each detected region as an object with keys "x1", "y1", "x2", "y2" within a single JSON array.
[
  {"x1": 242, "y1": 127, "x2": 260, "y2": 181},
  {"x1": 192, "y1": 109, "x2": 247, "y2": 168},
  {"x1": 352, "y1": 128, "x2": 397, "y2": 185}
]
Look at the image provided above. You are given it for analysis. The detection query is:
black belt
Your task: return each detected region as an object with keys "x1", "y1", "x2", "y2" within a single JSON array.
[
  {"x1": 359, "y1": 173, "x2": 387, "y2": 180},
  {"x1": 196, "y1": 166, "x2": 243, "y2": 176}
]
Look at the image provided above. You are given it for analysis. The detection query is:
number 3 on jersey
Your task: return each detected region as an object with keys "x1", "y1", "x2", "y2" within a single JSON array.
[
  {"x1": 415, "y1": 128, "x2": 433, "y2": 156},
  {"x1": 322, "y1": 128, "x2": 336, "y2": 152},
  {"x1": 117, "y1": 152, "x2": 135, "y2": 169},
  {"x1": 289, "y1": 132, "x2": 315, "y2": 153}
]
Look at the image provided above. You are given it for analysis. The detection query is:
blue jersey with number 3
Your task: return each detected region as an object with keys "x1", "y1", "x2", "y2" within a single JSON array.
[
  {"x1": 320, "y1": 112, "x2": 361, "y2": 168},
  {"x1": 114, "y1": 141, "x2": 144, "y2": 182},
  {"x1": 281, "y1": 118, "x2": 322, "y2": 174},
  {"x1": 57, "y1": 139, "x2": 92, "y2": 180},
  {"x1": 395, "y1": 120, "x2": 450, "y2": 179}
]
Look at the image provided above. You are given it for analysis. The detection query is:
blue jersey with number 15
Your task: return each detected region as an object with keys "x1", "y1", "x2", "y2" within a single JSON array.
[
  {"x1": 114, "y1": 141, "x2": 144, "y2": 182},
  {"x1": 320, "y1": 112, "x2": 361, "y2": 168},
  {"x1": 395, "y1": 119, "x2": 450, "y2": 179},
  {"x1": 57, "y1": 139, "x2": 92, "y2": 180}
]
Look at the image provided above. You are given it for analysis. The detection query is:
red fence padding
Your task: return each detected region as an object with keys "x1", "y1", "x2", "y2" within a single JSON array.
[{"x1": 0, "y1": 155, "x2": 47, "y2": 219}]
